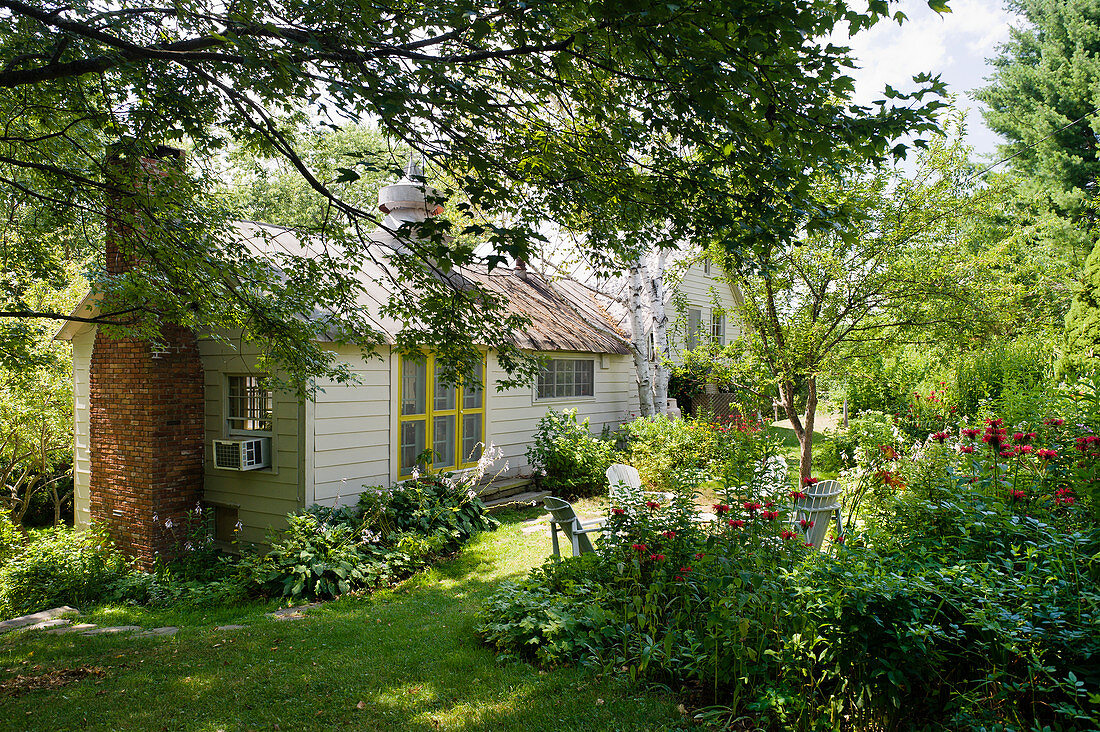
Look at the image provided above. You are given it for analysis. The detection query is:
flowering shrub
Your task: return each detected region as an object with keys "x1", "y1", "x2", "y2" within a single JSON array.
[
  {"x1": 527, "y1": 409, "x2": 615, "y2": 497},
  {"x1": 480, "y1": 414, "x2": 1100, "y2": 730},
  {"x1": 625, "y1": 413, "x2": 782, "y2": 496}
]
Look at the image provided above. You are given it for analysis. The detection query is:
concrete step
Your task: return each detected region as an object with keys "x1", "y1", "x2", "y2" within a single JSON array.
[
  {"x1": 0, "y1": 606, "x2": 78, "y2": 634},
  {"x1": 476, "y1": 476, "x2": 534, "y2": 501},
  {"x1": 483, "y1": 489, "x2": 551, "y2": 512}
]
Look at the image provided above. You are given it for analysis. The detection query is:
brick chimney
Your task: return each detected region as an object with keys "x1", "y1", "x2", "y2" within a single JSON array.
[{"x1": 88, "y1": 144, "x2": 205, "y2": 569}]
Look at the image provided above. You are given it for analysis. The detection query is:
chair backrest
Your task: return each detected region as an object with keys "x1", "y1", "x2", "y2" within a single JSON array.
[
  {"x1": 543, "y1": 496, "x2": 596, "y2": 555},
  {"x1": 795, "y1": 479, "x2": 842, "y2": 549},
  {"x1": 606, "y1": 464, "x2": 643, "y2": 505}
]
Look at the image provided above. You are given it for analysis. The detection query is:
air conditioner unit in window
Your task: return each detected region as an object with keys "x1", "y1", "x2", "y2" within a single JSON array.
[{"x1": 212, "y1": 437, "x2": 271, "y2": 471}]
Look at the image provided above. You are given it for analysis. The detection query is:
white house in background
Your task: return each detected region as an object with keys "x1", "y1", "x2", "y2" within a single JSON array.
[{"x1": 58, "y1": 163, "x2": 734, "y2": 547}]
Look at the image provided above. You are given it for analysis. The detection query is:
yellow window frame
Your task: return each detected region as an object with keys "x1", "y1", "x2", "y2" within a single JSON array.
[{"x1": 397, "y1": 353, "x2": 486, "y2": 478}]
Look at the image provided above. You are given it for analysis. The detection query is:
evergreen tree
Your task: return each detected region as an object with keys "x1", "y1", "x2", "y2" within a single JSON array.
[{"x1": 976, "y1": 0, "x2": 1100, "y2": 257}]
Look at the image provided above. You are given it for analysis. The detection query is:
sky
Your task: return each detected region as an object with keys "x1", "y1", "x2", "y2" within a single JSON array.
[{"x1": 841, "y1": 0, "x2": 1018, "y2": 163}]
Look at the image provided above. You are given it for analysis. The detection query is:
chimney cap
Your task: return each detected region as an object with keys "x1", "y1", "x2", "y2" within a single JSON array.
[{"x1": 378, "y1": 155, "x2": 443, "y2": 216}]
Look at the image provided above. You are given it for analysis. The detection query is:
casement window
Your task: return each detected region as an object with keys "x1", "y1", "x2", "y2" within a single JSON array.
[
  {"x1": 686, "y1": 308, "x2": 702, "y2": 349},
  {"x1": 711, "y1": 311, "x2": 726, "y2": 346},
  {"x1": 398, "y1": 354, "x2": 485, "y2": 478},
  {"x1": 226, "y1": 375, "x2": 273, "y2": 434},
  {"x1": 536, "y1": 358, "x2": 595, "y2": 399}
]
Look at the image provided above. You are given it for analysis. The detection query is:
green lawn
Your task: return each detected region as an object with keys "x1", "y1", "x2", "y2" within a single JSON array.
[{"x1": 0, "y1": 507, "x2": 686, "y2": 732}]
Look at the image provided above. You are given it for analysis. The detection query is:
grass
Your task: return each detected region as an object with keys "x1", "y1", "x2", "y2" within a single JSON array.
[{"x1": 0, "y1": 507, "x2": 686, "y2": 732}]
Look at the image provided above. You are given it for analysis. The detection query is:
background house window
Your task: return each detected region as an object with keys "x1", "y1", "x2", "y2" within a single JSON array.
[
  {"x1": 398, "y1": 354, "x2": 485, "y2": 478},
  {"x1": 711, "y1": 312, "x2": 726, "y2": 345},
  {"x1": 227, "y1": 375, "x2": 272, "y2": 433},
  {"x1": 536, "y1": 358, "x2": 594, "y2": 399},
  {"x1": 686, "y1": 309, "x2": 702, "y2": 349},
  {"x1": 703, "y1": 258, "x2": 712, "y2": 275}
]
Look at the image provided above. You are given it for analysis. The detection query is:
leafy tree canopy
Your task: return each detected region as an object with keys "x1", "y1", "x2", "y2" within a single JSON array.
[{"x1": 0, "y1": 0, "x2": 947, "y2": 388}]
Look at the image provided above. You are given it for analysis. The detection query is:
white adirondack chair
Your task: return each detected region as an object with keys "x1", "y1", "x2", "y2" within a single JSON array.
[
  {"x1": 793, "y1": 479, "x2": 843, "y2": 549},
  {"x1": 606, "y1": 464, "x2": 675, "y2": 507},
  {"x1": 606, "y1": 463, "x2": 645, "y2": 505},
  {"x1": 544, "y1": 496, "x2": 607, "y2": 558}
]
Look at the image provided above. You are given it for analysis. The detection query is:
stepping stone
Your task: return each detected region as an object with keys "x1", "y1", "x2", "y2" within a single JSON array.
[
  {"x1": 24, "y1": 618, "x2": 72, "y2": 632},
  {"x1": 214, "y1": 624, "x2": 248, "y2": 631},
  {"x1": 134, "y1": 626, "x2": 177, "y2": 638},
  {"x1": 0, "y1": 606, "x2": 78, "y2": 634},
  {"x1": 267, "y1": 603, "x2": 321, "y2": 621},
  {"x1": 45, "y1": 623, "x2": 97, "y2": 635},
  {"x1": 82, "y1": 625, "x2": 140, "y2": 636}
]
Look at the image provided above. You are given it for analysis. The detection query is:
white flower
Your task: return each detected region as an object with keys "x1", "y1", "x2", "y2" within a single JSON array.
[
  {"x1": 184, "y1": 541, "x2": 193, "y2": 551},
  {"x1": 234, "y1": 520, "x2": 244, "y2": 532},
  {"x1": 152, "y1": 513, "x2": 159, "y2": 524},
  {"x1": 165, "y1": 518, "x2": 174, "y2": 529}
]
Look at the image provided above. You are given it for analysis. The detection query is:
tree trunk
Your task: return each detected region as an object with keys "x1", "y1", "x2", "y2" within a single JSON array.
[
  {"x1": 646, "y1": 250, "x2": 670, "y2": 415},
  {"x1": 628, "y1": 261, "x2": 656, "y2": 416},
  {"x1": 779, "y1": 375, "x2": 818, "y2": 480}
]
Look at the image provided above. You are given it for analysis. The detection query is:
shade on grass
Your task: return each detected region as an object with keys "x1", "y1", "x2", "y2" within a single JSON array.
[{"x1": 0, "y1": 507, "x2": 684, "y2": 731}]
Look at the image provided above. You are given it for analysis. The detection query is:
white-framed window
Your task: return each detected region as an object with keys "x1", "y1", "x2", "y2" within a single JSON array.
[
  {"x1": 686, "y1": 308, "x2": 702, "y2": 349},
  {"x1": 711, "y1": 311, "x2": 726, "y2": 345},
  {"x1": 536, "y1": 358, "x2": 595, "y2": 399},
  {"x1": 226, "y1": 375, "x2": 273, "y2": 434}
]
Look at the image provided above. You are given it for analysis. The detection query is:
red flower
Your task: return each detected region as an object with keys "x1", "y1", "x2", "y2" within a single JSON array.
[
  {"x1": 986, "y1": 418, "x2": 1004, "y2": 427},
  {"x1": 781, "y1": 530, "x2": 797, "y2": 540},
  {"x1": 789, "y1": 491, "x2": 808, "y2": 500},
  {"x1": 763, "y1": 510, "x2": 779, "y2": 520},
  {"x1": 674, "y1": 575, "x2": 684, "y2": 581},
  {"x1": 728, "y1": 519, "x2": 745, "y2": 528},
  {"x1": 1054, "y1": 488, "x2": 1076, "y2": 506},
  {"x1": 743, "y1": 501, "x2": 761, "y2": 513},
  {"x1": 1038, "y1": 449, "x2": 1057, "y2": 460},
  {"x1": 645, "y1": 501, "x2": 660, "y2": 509},
  {"x1": 1009, "y1": 489, "x2": 1027, "y2": 501},
  {"x1": 654, "y1": 554, "x2": 665, "y2": 561},
  {"x1": 679, "y1": 566, "x2": 692, "y2": 573},
  {"x1": 958, "y1": 445, "x2": 975, "y2": 454},
  {"x1": 1087, "y1": 435, "x2": 1100, "y2": 445},
  {"x1": 713, "y1": 504, "x2": 731, "y2": 514},
  {"x1": 802, "y1": 476, "x2": 820, "y2": 485},
  {"x1": 962, "y1": 428, "x2": 981, "y2": 438},
  {"x1": 999, "y1": 448, "x2": 1018, "y2": 458},
  {"x1": 1012, "y1": 432, "x2": 1027, "y2": 443},
  {"x1": 835, "y1": 535, "x2": 846, "y2": 545},
  {"x1": 611, "y1": 508, "x2": 625, "y2": 516},
  {"x1": 632, "y1": 543, "x2": 648, "y2": 552},
  {"x1": 1018, "y1": 445, "x2": 1034, "y2": 454},
  {"x1": 661, "y1": 530, "x2": 677, "y2": 539},
  {"x1": 799, "y1": 519, "x2": 815, "y2": 529},
  {"x1": 694, "y1": 552, "x2": 705, "y2": 560},
  {"x1": 1044, "y1": 418, "x2": 1064, "y2": 427},
  {"x1": 931, "y1": 431, "x2": 950, "y2": 443}
]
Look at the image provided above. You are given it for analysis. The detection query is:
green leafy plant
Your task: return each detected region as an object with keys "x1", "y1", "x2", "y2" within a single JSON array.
[
  {"x1": 527, "y1": 409, "x2": 615, "y2": 498},
  {"x1": 0, "y1": 527, "x2": 128, "y2": 615}
]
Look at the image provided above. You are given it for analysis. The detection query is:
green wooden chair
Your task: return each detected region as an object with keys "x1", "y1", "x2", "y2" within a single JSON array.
[{"x1": 543, "y1": 496, "x2": 606, "y2": 558}]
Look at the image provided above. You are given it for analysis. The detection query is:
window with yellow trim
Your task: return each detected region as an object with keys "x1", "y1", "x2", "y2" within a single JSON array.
[{"x1": 398, "y1": 354, "x2": 485, "y2": 477}]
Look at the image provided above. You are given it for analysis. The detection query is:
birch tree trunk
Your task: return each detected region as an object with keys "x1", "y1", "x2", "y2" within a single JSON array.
[
  {"x1": 628, "y1": 260, "x2": 656, "y2": 416},
  {"x1": 645, "y1": 250, "x2": 670, "y2": 415}
]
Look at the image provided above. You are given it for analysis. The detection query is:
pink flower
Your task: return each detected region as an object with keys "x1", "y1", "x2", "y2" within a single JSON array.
[
  {"x1": 1018, "y1": 445, "x2": 1034, "y2": 454},
  {"x1": 1038, "y1": 449, "x2": 1057, "y2": 460}
]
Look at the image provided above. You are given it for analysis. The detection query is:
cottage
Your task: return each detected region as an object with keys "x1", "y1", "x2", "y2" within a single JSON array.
[{"x1": 56, "y1": 153, "x2": 740, "y2": 565}]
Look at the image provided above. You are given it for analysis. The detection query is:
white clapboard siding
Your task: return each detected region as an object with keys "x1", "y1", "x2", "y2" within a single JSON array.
[
  {"x1": 485, "y1": 351, "x2": 640, "y2": 474},
  {"x1": 667, "y1": 261, "x2": 744, "y2": 364},
  {"x1": 310, "y1": 347, "x2": 392, "y2": 504},
  {"x1": 71, "y1": 325, "x2": 95, "y2": 530}
]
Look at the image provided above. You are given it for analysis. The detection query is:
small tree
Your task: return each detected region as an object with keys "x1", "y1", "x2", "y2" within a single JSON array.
[
  {"x1": 723, "y1": 127, "x2": 995, "y2": 478},
  {"x1": 1061, "y1": 240, "x2": 1100, "y2": 376}
]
